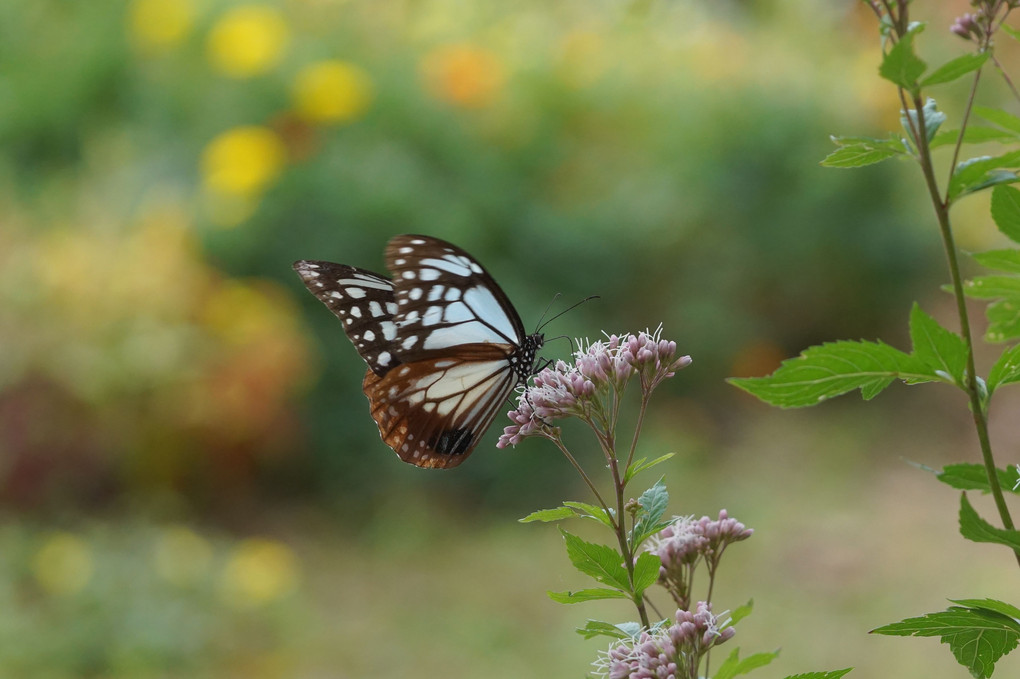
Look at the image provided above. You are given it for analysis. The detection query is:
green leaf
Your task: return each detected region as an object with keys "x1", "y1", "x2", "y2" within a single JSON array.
[
  {"x1": 624, "y1": 453, "x2": 675, "y2": 484},
  {"x1": 951, "y1": 599, "x2": 1020, "y2": 622},
  {"x1": 902, "y1": 98, "x2": 946, "y2": 146},
  {"x1": 984, "y1": 299, "x2": 1020, "y2": 343},
  {"x1": 872, "y1": 606, "x2": 1020, "y2": 679},
  {"x1": 631, "y1": 478, "x2": 670, "y2": 547},
  {"x1": 974, "y1": 106, "x2": 1020, "y2": 135},
  {"x1": 576, "y1": 619, "x2": 639, "y2": 640},
  {"x1": 934, "y1": 463, "x2": 1020, "y2": 494},
  {"x1": 949, "y1": 151, "x2": 1020, "y2": 200},
  {"x1": 520, "y1": 506, "x2": 576, "y2": 523},
  {"x1": 988, "y1": 344, "x2": 1020, "y2": 393},
  {"x1": 909, "y1": 304, "x2": 967, "y2": 384},
  {"x1": 963, "y1": 275, "x2": 1020, "y2": 299},
  {"x1": 971, "y1": 249, "x2": 1020, "y2": 274},
  {"x1": 930, "y1": 126, "x2": 1019, "y2": 150},
  {"x1": 879, "y1": 28, "x2": 927, "y2": 90},
  {"x1": 560, "y1": 529, "x2": 631, "y2": 591},
  {"x1": 728, "y1": 340, "x2": 935, "y2": 408},
  {"x1": 991, "y1": 185, "x2": 1020, "y2": 243},
  {"x1": 959, "y1": 493, "x2": 1020, "y2": 551},
  {"x1": 920, "y1": 52, "x2": 989, "y2": 86},
  {"x1": 1003, "y1": 23, "x2": 1020, "y2": 43},
  {"x1": 782, "y1": 672, "x2": 853, "y2": 679},
  {"x1": 821, "y1": 144, "x2": 900, "y2": 168},
  {"x1": 728, "y1": 599, "x2": 754, "y2": 626},
  {"x1": 632, "y1": 551, "x2": 661, "y2": 597},
  {"x1": 548, "y1": 587, "x2": 630, "y2": 604},
  {"x1": 713, "y1": 648, "x2": 780, "y2": 679},
  {"x1": 562, "y1": 501, "x2": 615, "y2": 529}
]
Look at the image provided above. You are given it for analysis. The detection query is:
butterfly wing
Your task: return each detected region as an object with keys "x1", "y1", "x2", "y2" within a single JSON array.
[
  {"x1": 292, "y1": 260, "x2": 400, "y2": 375},
  {"x1": 383, "y1": 234, "x2": 527, "y2": 358},
  {"x1": 362, "y1": 345, "x2": 519, "y2": 469}
]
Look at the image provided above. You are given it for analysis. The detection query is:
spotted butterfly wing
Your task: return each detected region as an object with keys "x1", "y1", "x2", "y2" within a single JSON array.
[{"x1": 293, "y1": 235, "x2": 543, "y2": 469}]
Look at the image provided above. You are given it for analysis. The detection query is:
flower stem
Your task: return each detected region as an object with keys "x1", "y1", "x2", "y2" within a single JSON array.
[{"x1": 906, "y1": 86, "x2": 1020, "y2": 569}]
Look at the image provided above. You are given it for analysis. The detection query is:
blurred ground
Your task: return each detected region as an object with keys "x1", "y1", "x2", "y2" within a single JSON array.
[{"x1": 2, "y1": 0, "x2": 1019, "y2": 676}]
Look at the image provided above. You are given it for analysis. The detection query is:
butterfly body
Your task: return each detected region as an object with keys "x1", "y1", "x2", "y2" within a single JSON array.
[{"x1": 294, "y1": 235, "x2": 542, "y2": 469}]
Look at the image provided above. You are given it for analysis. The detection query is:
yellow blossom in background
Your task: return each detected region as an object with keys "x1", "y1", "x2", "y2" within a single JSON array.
[
  {"x1": 421, "y1": 43, "x2": 505, "y2": 109},
  {"x1": 221, "y1": 538, "x2": 299, "y2": 607},
  {"x1": 32, "y1": 532, "x2": 94, "y2": 596},
  {"x1": 207, "y1": 5, "x2": 290, "y2": 78},
  {"x1": 128, "y1": 0, "x2": 195, "y2": 51},
  {"x1": 154, "y1": 525, "x2": 214, "y2": 587},
  {"x1": 292, "y1": 59, "x2": 374, "y2": 124},
  {"x1": 202, "y1": 125, "x2": 286, "y2": 197}
]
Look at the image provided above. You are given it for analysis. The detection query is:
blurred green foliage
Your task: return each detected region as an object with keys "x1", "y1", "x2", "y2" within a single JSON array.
[{"x1": 0, "y1": 0, "x2": 948, "y2": 510}]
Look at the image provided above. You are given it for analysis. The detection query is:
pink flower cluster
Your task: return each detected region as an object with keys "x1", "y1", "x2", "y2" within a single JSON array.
[
  {"x1": 593, "y1": 603, "x2": 735, "y2": 679},
  {"x1": 497, "y1": 328, "x2": 691, "y2": 448},
  {"x1": 649, "y1": 510, "x2": 753, "y2": 575}
]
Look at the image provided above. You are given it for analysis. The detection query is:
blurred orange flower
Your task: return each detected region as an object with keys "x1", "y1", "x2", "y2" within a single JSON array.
[
  {"x1": 128, "y1": 0, "x2": 195, "y2": 51},
  {"x1": 201, "y1": 125, "x2": 287, "y2": 198},
  {"x1": 292, "y1": 59, "x2": 374, "y2": 124},
  {"x1": 421, "y1": 43, "x2": 505, "y2": 108},
  {"x1": 206, "y1": 5, "x2": 290, "y2": 78}
]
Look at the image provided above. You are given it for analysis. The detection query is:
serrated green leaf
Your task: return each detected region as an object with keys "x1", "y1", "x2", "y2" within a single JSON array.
[
  {"x1": 632, "y1": 478, "x2": 670, "y2": 547},
  {"x1": 624, "y1": 453, "x2": 675, "y2": 484},
  {"x1": 829, "y1": 134, "x2": 905, "y2": 149},
  {"x1": 984, "y1": 299, "x2": 1020, "y2": 343},
  {"x1": 561, "y1": 529, "x2": 631, "y2": 591},
  {"x1": 935, "y1": 463, "x2": 1020, "y2": 494},
  {"x1": 951, "y1": 599, "x2": 1020, "y2": 622},
  {"x1": 880, "y1": 29, "x2": 927, "y2": 90},
  {"x1": 576, "y1": 619, "x2": 639, "y2": 640},
  {"x1": 930, "y1": 126, "x2": 1019, "y2": 149},
  {"x1": 959, "y1": 493, "x2": 1020, "y2": 551},
  {"x1": 548, "y1": 587, "x2": 630, "y2": 604},
  {"x1": 520, "y1": 506, "x2": 577, "y2": 523},
  {"x1": 949, "y1": 151, "x2": 1020, "y2": 200},
  {"x1": 974, "y1": 106, "x2": 1020, "y2": 134},
  {"x1": 821, "y1": 144, "x2": 900, "y2": 168},
  {"x1": 992, "y1": 185, "x2": 1020, "y2": 243},
  {"x1": 632, "y1": 551, "x2": 661, "y2": 597},
  {"x1": 988, "y1": 344, "x2": 1020, "y2": 393},
  {"x1": 728, "y1": 599, "x2": 754, "y2": 626},
  {"x1": 782, "y1": 671, "x2": 853, "y2": 679},
  {"x1": 713, "y1": 648, "x2": 780, "y2": 679},
  {"x1": 563, "y1": 501, "x2": 615, "y2": 528},
  {"x1": 872, "y1": 606, "x2": 1020, "y2": 679},
  {"x1": 921, "y1": 52, "x2": 989, "y2": 86},
  {"x1": 963, "y1": 275, "x2": 1020, "y2": 299},
  {"x1": 728, "y1": 340, "x2": 935, "y2": 408},
  {"x1": 971, "y1": 249, "x2": 1020, "y2": 274},
  {"x1": 902, "y1": 98, "x2": 946, "y2": 146},
  {"x1": 909, "y1": 304, "x2": 967, "y2": 384}
]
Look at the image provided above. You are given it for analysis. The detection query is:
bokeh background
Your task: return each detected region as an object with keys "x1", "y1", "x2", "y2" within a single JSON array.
[{"x1": 3, "y1": 0, "x2": 1020, "y2": 676}]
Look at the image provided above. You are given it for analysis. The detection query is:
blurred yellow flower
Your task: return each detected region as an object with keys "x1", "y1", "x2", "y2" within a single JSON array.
[
  {"x1": 202, "y1": 279, "x2": 291, "y2": 346},
  {"x1": 421, "y1": 43, "x2": 505, "y2": 109},
  {"x1": 201, "y1": 125, "x2": 286, "y2": 197},
  {"x1": 154, "y1": 525, "x2": 213, "y2": 587},
  {"x1": 221, "y1": 538, "x2": 299, "y2": 607},
  {"x1": 292, "y1": 60, "x2": 374, "y2": 124},
  {"x1": 32, "y1": 532, "x2": 94, "y2": 596},
  {"x1": 128, "y1": 0, "x2": 195, "y2": 51},
  {"x1": 207, "y1": 5, "x2": 290, "y2": 78}
]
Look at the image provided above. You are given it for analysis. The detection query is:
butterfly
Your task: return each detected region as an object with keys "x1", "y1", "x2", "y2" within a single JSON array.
[{"x1": 293, "y1": 234, "x2": 544, "y2": 469}]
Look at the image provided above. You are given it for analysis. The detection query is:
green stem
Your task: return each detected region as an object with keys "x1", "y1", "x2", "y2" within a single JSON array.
[{"x1": 907, "y1": 89, "x2": 1020, "y2": 569}]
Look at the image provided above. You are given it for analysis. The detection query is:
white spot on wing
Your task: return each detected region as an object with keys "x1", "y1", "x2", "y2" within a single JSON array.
[
  {"x1": 347, "y1": 288, "x2": 366, "y2": 299},
  {"x1": 419, "y1": 268, "x2": 440, "y2": 281},
  {"x1": 338, "y1": 277, "x2": 391, "y2": 291},
  {"x1": 378, "y1": 351, "x2": 391, "y2": 366}
]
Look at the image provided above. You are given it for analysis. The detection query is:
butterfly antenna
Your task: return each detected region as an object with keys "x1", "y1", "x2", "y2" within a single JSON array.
[
  {"x1": 534, "y1": 293, "x2": 563, "y2": 332},
  {"x1": 535, "y1": 295, "x2": 600, "y2": 333}
]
